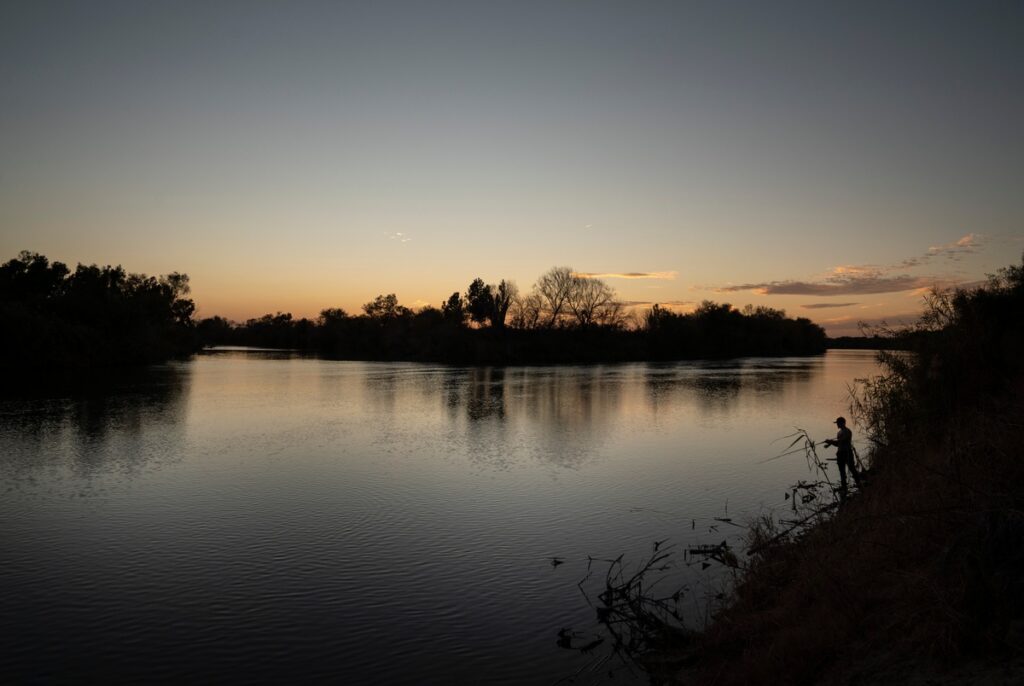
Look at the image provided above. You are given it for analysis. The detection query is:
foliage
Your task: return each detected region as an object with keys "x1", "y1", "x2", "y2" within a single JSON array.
[
  {"x1": 440, "y1": 292, "x2": 465, "y2": 324},
  {"x1": 362, "y1": 293, "x2": 410, "y2": 319},
  {"x1": 0, "y1": 251, "x2": 199, "y2": 373},
  {"x1": 491, "y1": 279, "x2": 517, "y2": 329},
  {"x1": 664, "y1": 253, "x2": 1024, "y2": 684},
  {"x1": 464, "y1": 278, "x2": 493, "y2": 326},
  {"x1": 196, "y1": 266, "x2": 826, "y2": 362},
  {"x1": 645, "y1": 300, "x2": 826, "y2": 358}
]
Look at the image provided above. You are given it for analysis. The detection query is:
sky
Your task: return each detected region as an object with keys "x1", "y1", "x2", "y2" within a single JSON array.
[{"x1": 1, "y1": 1, "x2": 1022, "y2": 335}]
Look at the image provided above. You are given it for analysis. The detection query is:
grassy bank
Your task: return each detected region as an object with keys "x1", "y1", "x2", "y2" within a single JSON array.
[{"x1": 666, "y1": 257, "x2": 1024, "y2": 684}]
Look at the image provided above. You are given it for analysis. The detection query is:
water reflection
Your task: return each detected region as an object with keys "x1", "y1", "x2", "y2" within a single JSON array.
[
  {"x1": 435, "y1": 361, "x2": 819, "y2": 429},
  {"x1": 642, "y1": 359, "x2": 817, "y2": 415},
  {"x1": 349, "y1": 360, "x2": 832, "y2": 470},
  {"x1": 0, "y1": 364, "x2": 191, "y2": 481},
  {"x1": 0, "y1": 356, "x2": 835, "y2": 482},
  {"x1": 0, "y1": 351, "x2": 881, "y2": 685},
  {"x1": 465, "y1": 367, "x2": 505, "y2": 421},
  {"x1": 516, "y1": 367, "x2": 624, "y2": 429}
]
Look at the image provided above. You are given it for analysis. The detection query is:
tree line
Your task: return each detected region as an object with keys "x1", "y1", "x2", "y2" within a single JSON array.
[
  {"x1": 199, "y1": 266, "x2": 827, "y2": 362},
  {"x1": 1, "y1": 253, "x2": 827, "y2": 370},
  {"x1": 1, "y1": 251, "x2": 198, "y2": 373}
]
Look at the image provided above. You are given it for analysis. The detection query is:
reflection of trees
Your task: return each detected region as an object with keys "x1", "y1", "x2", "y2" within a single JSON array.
[
  {"x1": 506, "y1": 367, "x2": 623, "y2": 431},
  {"x1": 361, "y1": 365, "x2": 400, "y2": 414},
  {"x1": 689, "y1": 374, "x2": 744, "y2": 413},
  {"x1": 350, "y1": 360, "x2": 821, "y2": 471},
  {"x1": 643, "y1": 360, "x2": 816, "y2": 415},
  {"x1": 465, "y1": 368, "x2": 506, "y2": 421},
  {"x1": 0, "y1": 364, "x2": 191, "y2": 480},
  {"x1": 447, "y1": 366, "x2": 623, "y2": 469}
]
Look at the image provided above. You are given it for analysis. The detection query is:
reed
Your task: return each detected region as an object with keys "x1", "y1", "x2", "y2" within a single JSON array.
[{"x1": 563, "y1": 255, "x2": 1024, "y2": 684}]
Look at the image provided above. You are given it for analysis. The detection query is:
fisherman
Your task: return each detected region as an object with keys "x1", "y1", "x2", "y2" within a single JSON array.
[{"x1": 824, "y1": 416, "x2": 862, "y2": 492}]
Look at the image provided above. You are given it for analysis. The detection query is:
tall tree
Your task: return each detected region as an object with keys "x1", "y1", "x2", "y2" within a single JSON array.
[
  {"x1": 533, "y1": 266, "x2": 575, "y2": 328},
  {"x1": 441, "y1": 292, "x2": 466, "y2": 324},
  {"x1": 567, "y1": 275, "x2": 620, "y2": 327},
  {"x1": 491, "y1": 280, "x2": 518, "y2": 330},
  {"x1": 465, "y1": 278, "x2": 494, "y2": 326}
]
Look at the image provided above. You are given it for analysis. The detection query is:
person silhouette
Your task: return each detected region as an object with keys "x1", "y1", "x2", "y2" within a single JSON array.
[{"x1": 824, "y1": 416, "x2": 861, "y2": 493}]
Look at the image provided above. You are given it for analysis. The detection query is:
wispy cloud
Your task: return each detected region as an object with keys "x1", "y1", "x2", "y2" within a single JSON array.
[
  {"x1": 711, "y1": 233, "x2": 985, "y2": 296},
  {"x1": 715, "y1": 275, "x2": 941, "y2": 296},
  {"x1": 801, "y1": 302, "x2": 859, "y2": 309},
  {"x1": 821, "y1": 311, "x2": 925, "y2": 336},
  {"x1": 895, "y1": 233, "x2": 984, "y2": 268},
  {"x1": 575, "y1": 271, "x2": 677, "y2": 280},
  {"x1": 927, "y1": 232, "x2": 983, "y2": 259},
  {"x1": 387, "y1": 231, "x2": 412, "y2": 244},
  {"x1": 621, "y1": 299, "x2": 693, "y2": 308}
]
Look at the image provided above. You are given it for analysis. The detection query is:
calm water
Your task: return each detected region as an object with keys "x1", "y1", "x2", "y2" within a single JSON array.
[{"x1": 1, "y1": 350, "x2": 880, "y2": 684}]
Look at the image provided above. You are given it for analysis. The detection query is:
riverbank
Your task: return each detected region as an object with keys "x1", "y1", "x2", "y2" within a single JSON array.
[
  {"x1": 665, "y1": 258, "x2": 1024, "y2": 685},
  {"x1": 202, "y1": 317, "x2": 827, "y2": 365}
]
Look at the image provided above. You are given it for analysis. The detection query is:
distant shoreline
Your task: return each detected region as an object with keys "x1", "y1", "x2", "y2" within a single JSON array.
[{"x1": 826, "y1": 335, "x2": 913, "y2": 350}]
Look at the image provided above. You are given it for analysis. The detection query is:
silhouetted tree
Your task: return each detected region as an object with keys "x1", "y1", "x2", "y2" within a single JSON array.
[
  {"x1": 533, "y1": 266, "x2": 575, "y2": 327},
  {"x1": 491, "y1": 280, "x2": 517, "y2": 330},
  {"x1": 0, "y1": 251, "x2": 69, "y2": 301},
  {"x1": 363, "y1": 293, "x2": 410, "y2": 319},
  {"x1": 567, "y1": 275, "x2": 620, "y2": 328},
  {"x1": 742, "y1": 304, "x2": 786, "y2": 319},
  {"x1": 197, "y1": 315, "x2": 233, "y2": 345},
  {"x1": 441, "y1": 292, "x2": 466, "y2": 325},
  {"x1": 509, "y1": 292, "x2": 543, "y2": 329},
  {"x1": 463, "y1": 278, "x2": 518, "y2": 329},
  {"x1": 78, "y1": 254, "x2": 828, "y2": 366},
  {"x1": 0, "y1": 251, "x2": 199, "y2": 372},
  {"x1": 318, "y1": 307, "x2": 348, "y2": 325},
  {"x1": 465, "y1": 278, "x2": 493, "y2": 326}
]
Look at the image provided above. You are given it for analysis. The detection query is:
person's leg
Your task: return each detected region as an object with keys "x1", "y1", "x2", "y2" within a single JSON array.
[
  {"x1": 837, "y1": 454, "x2": 849, "y2": 491},
  {"x1": 848, "y1": 456, "x2": 863, "y2": 487}
]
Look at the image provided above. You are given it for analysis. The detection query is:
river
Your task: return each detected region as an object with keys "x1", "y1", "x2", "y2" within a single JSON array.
[{"x1": 0, "y1": 349, "x2": 881, "y2": 684}]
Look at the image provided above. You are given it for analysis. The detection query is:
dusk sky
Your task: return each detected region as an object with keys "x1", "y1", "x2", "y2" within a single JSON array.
[{"x1": 2, "y1": 1, "x2": 1021, "y2": 334}]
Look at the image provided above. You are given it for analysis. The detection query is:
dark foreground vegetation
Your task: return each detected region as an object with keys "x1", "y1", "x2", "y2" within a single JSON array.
[
  {"x1": 1, "y1": 251, "x2": 198, "y2": 374},
  {"x1": 609, "y1": 256, "x2": 1024, "y2": 684},
  {"x1": 198, "y1": 267, "x2": 826, "y2": 363}
]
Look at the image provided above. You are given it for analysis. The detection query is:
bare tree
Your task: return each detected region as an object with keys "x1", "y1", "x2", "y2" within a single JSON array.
[
  {"x1": 568, "y1": 275, "x2": 623, "y2": 328},
  {"x1": 510, "y1": 292, "x2": 543, "y2": 329},
  {"x1": 534, "y1": 266, "x2": 575, "y2": 327}
]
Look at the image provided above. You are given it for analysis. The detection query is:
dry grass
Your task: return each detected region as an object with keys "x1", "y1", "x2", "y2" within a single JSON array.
[
  {"x1": 685, "y1": 407, "x2": 1022, "y2": 685},
  {"x1": 671, "y1": 258, "x2": 1024, "y2": 685}
]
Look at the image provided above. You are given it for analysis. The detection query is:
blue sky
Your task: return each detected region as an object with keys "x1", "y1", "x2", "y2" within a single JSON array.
[{"x1": 2, "y1": 1, "x2": 1021, "y2": 333}]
